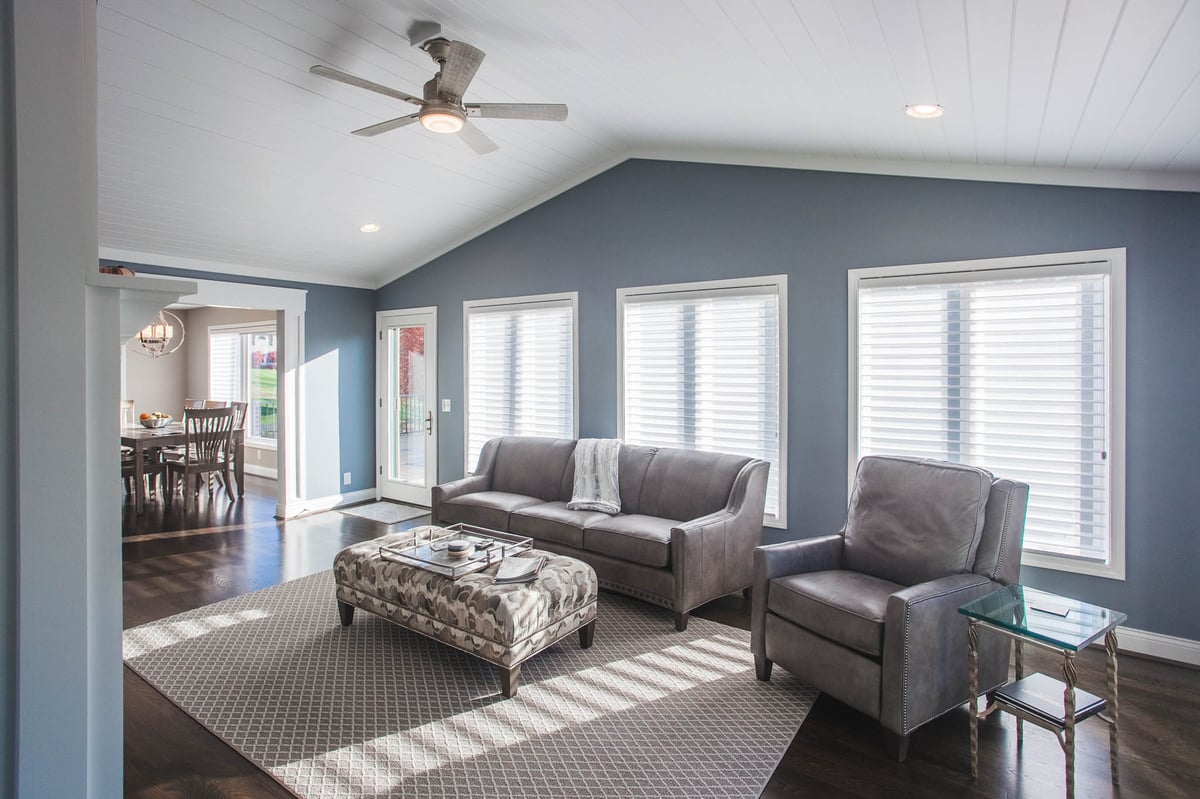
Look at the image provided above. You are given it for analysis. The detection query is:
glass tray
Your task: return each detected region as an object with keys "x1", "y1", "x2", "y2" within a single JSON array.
[{"x1": 378, "y1": 523, "x2": 532, "y2": 579}]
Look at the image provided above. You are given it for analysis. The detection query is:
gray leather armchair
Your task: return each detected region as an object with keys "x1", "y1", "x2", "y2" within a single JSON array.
[{"x1": 751, "y1": 455, "x2": 1028, "y2": 760}]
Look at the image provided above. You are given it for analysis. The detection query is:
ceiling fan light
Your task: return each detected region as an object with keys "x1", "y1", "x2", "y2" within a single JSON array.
[
  {"x1": 905, "y1": 103, "x2": 944, "y2": 119},
  {"x1": 420, "y1": 108, "x2": 465, "y2": 134}
]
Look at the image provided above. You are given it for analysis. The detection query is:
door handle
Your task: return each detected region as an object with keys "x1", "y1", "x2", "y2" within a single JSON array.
[{"x1": 426, "y1": 411, "x2": 433, "y2": 435}]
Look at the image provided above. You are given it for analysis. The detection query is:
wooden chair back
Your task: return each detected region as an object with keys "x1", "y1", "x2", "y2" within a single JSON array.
[
  {"x1": 203, "y1": 400, "x2": 230, "y2": 409},
  {"x1": 229, "y1": 400, "x2": 248, "y2": 430},
  {"x1": 183, "y1": 398, "x2": 205, "y2": 411},
  {"x1": 181, "y1": 407, "x2": 235, "y2": 466},
  {"x1": 120, "y1": 399, "x2": 135, "y2": 427}
]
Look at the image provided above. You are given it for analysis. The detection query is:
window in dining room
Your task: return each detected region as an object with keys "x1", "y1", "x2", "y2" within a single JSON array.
[{"x1": 209, "y1": 321, "x2": 277, "y2": 446}]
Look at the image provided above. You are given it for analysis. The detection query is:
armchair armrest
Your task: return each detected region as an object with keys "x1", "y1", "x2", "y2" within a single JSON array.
[
  {"x1": 880, "y1": 573, "x2": 999, "y2": 736},
  {"x1": 750, "y1": 535, "x2": 844, "y2": 659},
  {"x1": 430, "y1": 473, "x2": 489, "y2": 525},
  {"x1": 671, "y1": 460, "x2": 770, "y2": 616}
]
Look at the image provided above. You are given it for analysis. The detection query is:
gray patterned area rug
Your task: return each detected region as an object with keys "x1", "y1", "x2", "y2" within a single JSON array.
[
  {"x1": 338, "y1": 502, "x2": 429, "y2": 525},
  {"x1": 123, "y1": 571, "x2": 816, "y2": 799}
]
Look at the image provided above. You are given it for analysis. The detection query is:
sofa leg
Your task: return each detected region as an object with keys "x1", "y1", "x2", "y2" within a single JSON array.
[
  {"x1": 499, "y1": 664, "x2": 521, "y2": 698},
  {"x1": 883, "y1": 730, "x2": 911, "y2": 762},
  {"x1": 674, "y1": 611, "x2": 689, "y2": 632},
  {"x1": 337, "y1": 601, "x2": 354, "y2": 626},
  {"x1": 755, "y1": 654, "x2": 773, "y2": 682},
  {"x1": 578, "y1": 620, "x2": 595, "y2": 649},
  {"x1": 742, "y1": 586, "x2": 753, "y2": 601}
]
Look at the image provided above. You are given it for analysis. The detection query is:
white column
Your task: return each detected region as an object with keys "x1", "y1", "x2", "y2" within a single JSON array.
[{"x1": 12, "y1": 1, "x2": 121, "y2": 797}]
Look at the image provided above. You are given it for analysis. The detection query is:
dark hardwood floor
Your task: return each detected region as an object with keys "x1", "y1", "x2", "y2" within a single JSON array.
[{"x1": 123, "y1": 483, "x2": 1200, "y2": 798}]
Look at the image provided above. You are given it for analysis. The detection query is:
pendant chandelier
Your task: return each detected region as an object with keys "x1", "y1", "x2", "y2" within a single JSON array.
[{"x1": 128, "y1": 309, "x2": 185, "y2": 358}]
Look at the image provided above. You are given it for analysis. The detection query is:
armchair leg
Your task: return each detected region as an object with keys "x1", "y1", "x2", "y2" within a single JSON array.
[
  {"x1": 754, "y1": 654, "x2": 773, "y2": 681},
  {"x1": 673, "y1": 611, "x2": 689, "y2": 632},
  {"x1": 883, "y1": 730, "x2": 911, "y2": 762}
]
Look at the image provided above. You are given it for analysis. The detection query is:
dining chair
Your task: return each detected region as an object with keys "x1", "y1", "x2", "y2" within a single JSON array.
[
  {"x1": 164, "y1": 407, "x2": 236, "y2": 512},
  {"x1": 203, "y1": 399, "x2": 230, "y2": 408},
  {"x1": 183, "y1": 398, "x2": 205, "y2": 410},
  {"x1": 120, "y1": 399, "x2": 136, "y2": 428},
  {"x1": 211, "y1": 401, "x2": 248, "y2": 496}
]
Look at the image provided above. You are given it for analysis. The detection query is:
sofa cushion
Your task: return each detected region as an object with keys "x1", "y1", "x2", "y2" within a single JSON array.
[
  {"x1": 636, "y1": 447, "x2": 750, "y2": 522},
  {"x1": 768, "y1": 570, "x2": 902, "y2": 658},
  {"x1": 490, "y1": 437, "x2": 578, "y2": 501},
  {"x1": 438, "y1": 491, "x2": 541, "y2": 532},
  {"x1": 842, "y1": 455, "x2": 992, "y2": 586},
  {"x1": 582, "y1": 514, "x2": 677, "y2": 568},
  {"x1": 510, "y1": 501, "x2": 610, "y2": 549}
]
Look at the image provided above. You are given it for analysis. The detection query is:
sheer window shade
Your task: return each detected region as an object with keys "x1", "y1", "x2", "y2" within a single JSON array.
[
  {"x1": 621, "y1": 281, "x2": 784, "y2": 522},
  {"x1": 856, "y1": 267, "x2": 1112, "y2": 564},
  {"x1": 208, "y1": 332, "x2": 242, "y2": 404},
  {"x1": 465, "y1": 298, "x2": 575, "y2": 471}
]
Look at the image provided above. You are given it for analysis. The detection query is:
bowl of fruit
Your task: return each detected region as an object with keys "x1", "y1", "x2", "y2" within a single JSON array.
[{"x1": 139, "y1": 412, "x2": 172, "y2": 429}]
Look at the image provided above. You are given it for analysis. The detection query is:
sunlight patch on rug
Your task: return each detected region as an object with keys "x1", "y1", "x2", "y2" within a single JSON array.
[{"x1": 124, "y1": 570, "x2": 815, "y2": 798}]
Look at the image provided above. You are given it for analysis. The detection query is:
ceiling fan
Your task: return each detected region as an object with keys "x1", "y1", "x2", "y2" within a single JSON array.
[{"x1": 310, "y1": 35, "x2": 567, "y2": 155}]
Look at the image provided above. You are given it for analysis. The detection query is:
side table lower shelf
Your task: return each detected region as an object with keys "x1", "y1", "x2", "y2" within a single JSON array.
[{"x1": 994, "y1": 672, "x2": 1107, "y2": 728}]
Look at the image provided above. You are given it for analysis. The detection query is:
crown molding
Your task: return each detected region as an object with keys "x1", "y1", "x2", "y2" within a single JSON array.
[{"x1": 99, "y1": 247, "x2": 376, "y2": 290}]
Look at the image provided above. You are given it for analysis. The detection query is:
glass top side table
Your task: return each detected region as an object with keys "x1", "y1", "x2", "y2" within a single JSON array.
[{"x1": 959, "y1": 585, "x2": 1126, "y2": 799}]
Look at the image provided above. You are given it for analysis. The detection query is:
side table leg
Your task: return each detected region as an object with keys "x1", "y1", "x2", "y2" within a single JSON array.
[
  {"x1": 968, "y1": 619, "x2": 980, "y2": 779},
  {"x1": 1014, "y1": 639, "x2": 1024, "y2": 745},
  {"x1": 1106, "y1": 629, "x2": 1120, "y2": 785},
  {"x1": 1063, "y1": 652, "x2": 1077, "y2": 799}
]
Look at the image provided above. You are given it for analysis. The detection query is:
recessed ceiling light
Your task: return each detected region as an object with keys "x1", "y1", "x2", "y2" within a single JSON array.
[
  {"x1": 905, "y1": 104, "x2": 944, "y2": 119},
  {"x1": 359, "y1": 223, "x2": 380, "y2": 233}
]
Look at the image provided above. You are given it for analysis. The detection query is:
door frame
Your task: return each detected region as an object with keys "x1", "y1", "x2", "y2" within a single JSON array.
[{"x1": 376, "y1": 307, "x2": 438, "y2": 505}]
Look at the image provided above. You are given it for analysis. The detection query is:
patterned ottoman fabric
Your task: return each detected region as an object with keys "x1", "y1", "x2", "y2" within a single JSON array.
[{"x1": 334, "y1": 526, "x2": 598, "y2": 671}]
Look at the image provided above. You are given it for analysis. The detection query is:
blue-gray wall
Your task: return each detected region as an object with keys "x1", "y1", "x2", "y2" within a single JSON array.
[
  {"x1": 378, "y1": 158, "x2": 1200, "y2": 641},
  {"x1": 104, "y1": 260, "x2": 377, "y2": 494}
]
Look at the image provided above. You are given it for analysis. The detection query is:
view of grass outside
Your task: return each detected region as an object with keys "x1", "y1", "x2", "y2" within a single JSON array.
[{"x1": 251, "y1": 353, "x2": 277, "y2": 440}]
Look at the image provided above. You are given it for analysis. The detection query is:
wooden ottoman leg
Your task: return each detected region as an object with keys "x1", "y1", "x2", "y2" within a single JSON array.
[
  {"x1": 337, "y1": 600, "x2": 354, "y2": 626},
  {"x1": 579, "y1": 620, "x2": 595, "y2": 649},
  {"x1": 499, "y1": 663, "x2": 521, "y2": 698}
]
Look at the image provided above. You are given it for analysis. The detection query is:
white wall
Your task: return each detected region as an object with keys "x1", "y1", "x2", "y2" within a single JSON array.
[{"x1": 123, "y1": 329, "x2": 188, "y2": 419}]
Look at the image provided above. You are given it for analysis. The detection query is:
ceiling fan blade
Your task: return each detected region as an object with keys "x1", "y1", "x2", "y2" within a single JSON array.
[
  {"x1": 310, "y1": 65, "x2": 424, "y2": 107},
  {"x1": 455, "y1": 121, "x2": 499, "y2": 155},
  {"x1": 465, "y1": 103, "x2": 568, "y2": 122},
  {"x1": 351, "y1": 113, "x2": 420, "y2": 137},
  {"x1": 437, "y1": 41, "x2": 485, "y2": 99}
]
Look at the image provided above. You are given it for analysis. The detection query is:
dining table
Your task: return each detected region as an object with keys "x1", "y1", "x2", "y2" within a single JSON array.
[{"x1": 121, "y1": 422, "x2": 245, "y2": 514}]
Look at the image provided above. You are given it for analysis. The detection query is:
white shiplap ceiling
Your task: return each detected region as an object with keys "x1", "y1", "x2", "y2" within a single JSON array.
[{"x1": 97, "y1": 0, "x2": 1200, "y2": 289}]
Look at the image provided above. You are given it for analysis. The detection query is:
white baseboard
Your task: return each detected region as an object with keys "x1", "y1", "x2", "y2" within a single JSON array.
[
  {"x1": 275, "y1": 487, "x2": 376, "y2": 519},
  {"x1": 1108, "y1": 626, "x2": 1200, "y2": 667},
  {"x1": 243, "y1": 463, "x2": 277, "y2": 480}
]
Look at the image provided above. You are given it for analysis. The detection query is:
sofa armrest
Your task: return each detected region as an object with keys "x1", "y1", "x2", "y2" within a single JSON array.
[
  {"x1": 750, "y1": 535, "x2": 844, "y2": 658},
  {"x1": 431, "y1": 474, "x2": 490, "y2": 525},
  {"x1": 880, "y1": 573, "x2": 1000, "y2": 736},
  {"x1": 671, "y1": 459, "x2": 770, "y2": 615}
]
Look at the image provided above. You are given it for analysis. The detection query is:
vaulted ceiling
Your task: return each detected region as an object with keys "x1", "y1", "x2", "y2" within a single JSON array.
[{"x1": 97, "y1": 1, "x2": 1200, "y2": 289}]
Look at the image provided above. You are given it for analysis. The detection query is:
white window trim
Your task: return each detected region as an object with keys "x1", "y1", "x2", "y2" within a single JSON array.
[
  {"x1": 209, "y1": 320, "x2": 279, "y2": 451},
  {"x1": 847, "y1": 248, "x2": 1126, "y2": 580},
  {"x1": 617, "y1": 275, "x2": 788, "y2": 529},
  {"x1": 463, "y1": 292, "x2": 580, "y2": 473}
]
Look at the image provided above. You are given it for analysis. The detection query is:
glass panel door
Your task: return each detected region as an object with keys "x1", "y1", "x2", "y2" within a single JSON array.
[{"x1": 378, "y1": 309, "x2": 437, "y2": 505}]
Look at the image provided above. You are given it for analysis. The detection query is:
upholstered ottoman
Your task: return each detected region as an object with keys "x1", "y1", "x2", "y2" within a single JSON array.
[{"x1": 333, "y1": 526, "x2": 598, "y2": 697}]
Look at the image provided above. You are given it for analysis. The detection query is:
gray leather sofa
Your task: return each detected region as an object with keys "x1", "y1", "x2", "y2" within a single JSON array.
[
  {"x1": 751, "y1": 455, "x2": 1029, "y2": 760},
  {"x1": 433, "y1": 436, "x2": 770, "y2": 630}
]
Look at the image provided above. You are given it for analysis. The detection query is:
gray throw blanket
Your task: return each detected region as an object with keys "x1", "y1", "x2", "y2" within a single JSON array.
[{"x1": 567, "y1": 438, "x2": 622, "y2": 514}]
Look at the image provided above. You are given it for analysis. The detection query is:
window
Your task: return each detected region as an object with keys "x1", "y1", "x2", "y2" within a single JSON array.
[
  {"x1": 849, "y1": 249, "x2": 1125, "y2": 579},
  {"x1": 464, "y1": 293, "x2": 577, "y2": 471},
  {"x1": 619, "y1": 276, "x2": 787, "y2": 527},
  {"x1": 209, "y1": 321, "x2": 278, "y2": 447}
]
